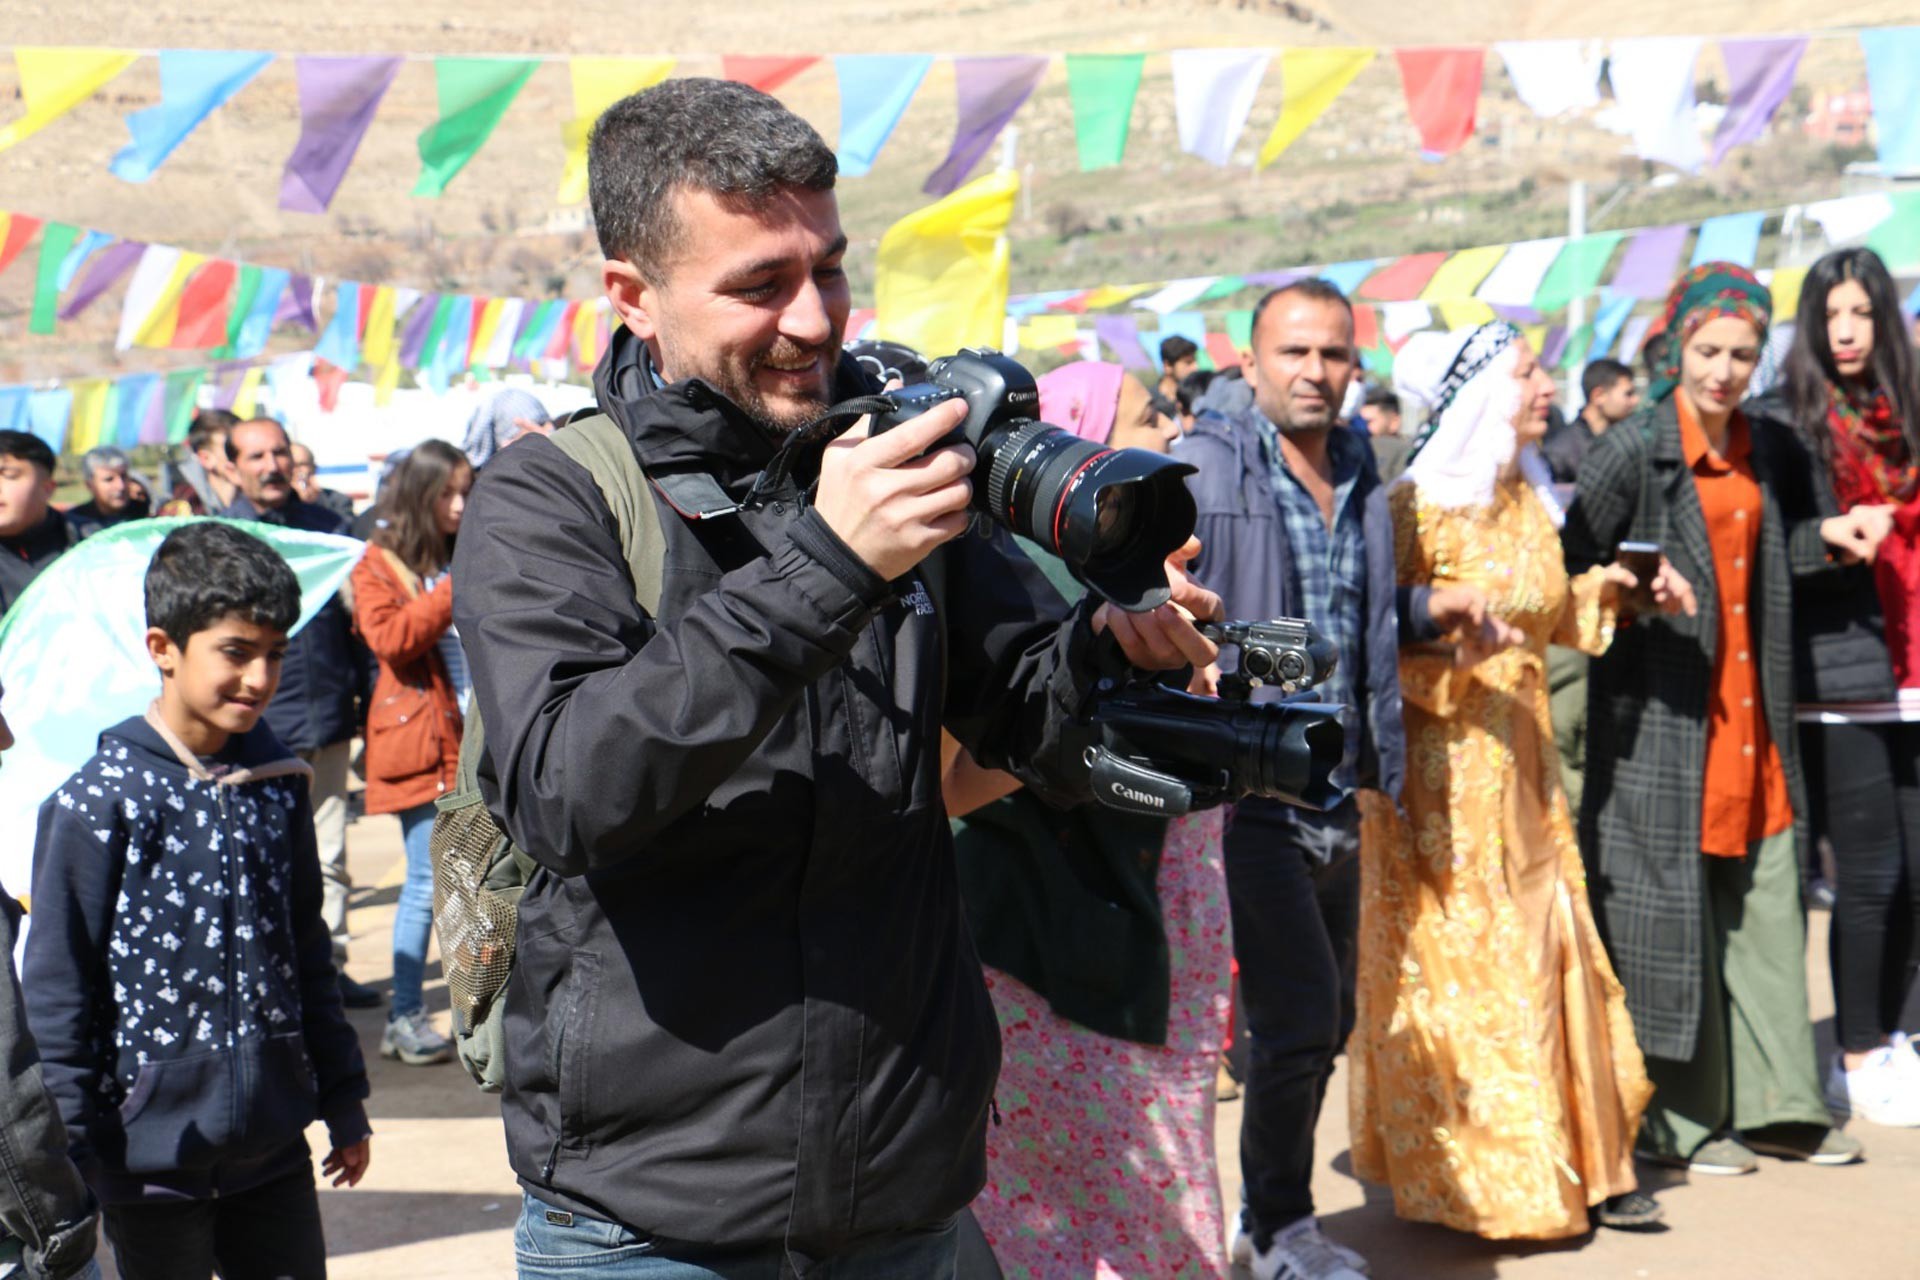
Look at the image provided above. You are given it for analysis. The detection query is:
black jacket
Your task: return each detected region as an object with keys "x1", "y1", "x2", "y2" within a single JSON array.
[
  {"x1": 222, "y1": 495, "x2": 366, "y2": 751},
  {"x1": 0, "y1": 884, "x2": 97, "y2": 1279},
  {"x1": 0, "y1": 509, "x2": 76, "y2": 617},
  {"x1": 453, "y1": 327, "x2": 1103, "y2": 1257},
  {"x1": 64, "y1": 501, "x2": 143, "y2": 541},
  {"x1": 24, "y1": 712, "x2": 370, "y2": 1203},
  {"x1": 1748, "y1": 390, "x2": 1898, "y2": 705}
]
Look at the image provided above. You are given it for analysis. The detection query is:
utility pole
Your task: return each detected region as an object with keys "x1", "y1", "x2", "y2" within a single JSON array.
[{"x1": 1566, "y1": 179, "x2": 1588, "y2": 404}]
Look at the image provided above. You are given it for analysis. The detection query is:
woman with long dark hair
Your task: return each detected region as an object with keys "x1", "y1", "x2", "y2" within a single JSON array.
[
  {"x1": 1758, "y1": 246, "x2": 1920, "y2": 1126},
  {"x1": 350, "y1": 439, "x2": 474, "y2": 1067}
]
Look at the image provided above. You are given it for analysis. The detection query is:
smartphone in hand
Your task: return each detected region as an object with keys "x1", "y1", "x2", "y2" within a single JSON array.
[{"x1": 1615, "y1": 541, "x2": 1662, "y2": 614}]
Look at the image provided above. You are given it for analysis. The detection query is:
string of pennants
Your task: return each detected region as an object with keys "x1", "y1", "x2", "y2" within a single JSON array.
[
  {"x1": 10, "y1": 184, "x2": 1920, "y2": 456},
  {"x1": 5, "y1": 29, "x2": 1920, "y2": 211}
]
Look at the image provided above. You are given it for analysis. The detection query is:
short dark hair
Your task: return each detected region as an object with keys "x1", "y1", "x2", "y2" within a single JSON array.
[
  {"x1": 225, "y1": 417, "x2": 289, "y2": 464},
  {"x1": 145, "y1": 522, "x2": 300, "y2": 650},
  {"x1": 1363, "y1": 385, "x2": 1401, "y2": 413},
  {"x1": 588, "y1": 78, "x2": 838, "y2": 280},
  {"x1": 1160, "y1": 335, "x2": 1199, "y2": 366},
  {"x1": 1581, "y1": 358, "x2": 1634, "y2": 403},
  {"x1": 1251, "y1": 278, "x2": 1356, "y2": 344},
  {"x1": 0, "y1": 430, "x2": 54, "y2": 474},
  {"x1": 1641, "y1": 330, "x2": 1672, "y2": 381},
  {"x1": 188, "y1": 409, "x2": 240, "y2": 455}
]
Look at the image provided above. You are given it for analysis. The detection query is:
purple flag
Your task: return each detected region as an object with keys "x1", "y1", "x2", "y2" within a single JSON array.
[
  {"x1": 210, "y1": 366, "x2": 248, "y2": 410},
  {"x1": 923, "y1": 56, "x2": 1049, "y2": 197},
  {"x1": 1242, "y1": 269, "x2": 1310, "y2": 289},
  {"x1": 1711, "y1": 38, "x2": 1807, "y2": 168},
  {"x1": 276, "y1": 274, "x2": 317, "y2": 331},
  {"x1": 59, "y1": 240, "x2": 146, "y2": 321},
  {"x1": 280, "y1": 56, "x2": 404, "y2": 214},
  {"x1": 397, "y1": 293, "x2": 441, "y2": 368},
  {"x1": 1609, "y1": 224, "x2": 1689, "y2": 299},
  {"x1": 1542, "y1": 325, "x2": 1571, "y2": 369},
  {"x1": 1093, "y1": 315, "x2": 1153, "y2": 371}
]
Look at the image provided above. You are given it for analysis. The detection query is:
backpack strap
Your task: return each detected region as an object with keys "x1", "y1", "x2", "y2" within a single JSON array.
[{"x1": 549, "y1": 413, "x2": 667, "y2": 617}]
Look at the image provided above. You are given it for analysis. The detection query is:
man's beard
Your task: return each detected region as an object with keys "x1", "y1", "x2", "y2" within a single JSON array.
[{"x1": 662, "y1": 333, "x2": 842, "y2": 435}]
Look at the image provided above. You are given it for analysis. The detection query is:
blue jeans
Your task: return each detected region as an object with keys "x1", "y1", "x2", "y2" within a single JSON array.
[
  {"x1": 390, "y1": 802, "x2": 438, "y2": 1020},
  {"x1": 514, "y1": 1194, "x2": 958, "y2": 1279}
]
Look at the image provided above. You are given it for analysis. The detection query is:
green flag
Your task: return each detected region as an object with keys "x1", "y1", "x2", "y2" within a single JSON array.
[
  {"x1": 214, "y1": 264, "x2": 264, "y2": 358},
  {"x1": 1226, "y1": 309, "x2": 1255, "y2": 351},
  {"x1": 1065, "y1": 54, "x2": 1145, "y2": 171},
  {"x1": 414, "y1": 58, "x2": 540, "y2": 197},
  {"x1": 1557, "y1": 323, "x2": 1596, "y2": 372},
  {"x1": 29, "y1": 221, "x2": 78, "y2": 335},
  {"x1": 1199, "y1": 276, "x2": 1247, "y2": 304},
  {"x1": 1532, "y1": 232, "x2": 1625, "y2": 315},
  {"x1": 1867, "y1": 192, "x2": 1920, "y2": 270},
  {"x1": 418, "y1": 294, "x2": 457, "y2": 368},
  {"x1": 163, "y1": 369, "x2": 204, "y2": 443}
]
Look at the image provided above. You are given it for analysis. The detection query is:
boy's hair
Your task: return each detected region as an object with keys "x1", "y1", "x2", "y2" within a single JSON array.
[
  {"x1": 1581, "y1": 358, "x2": 1633, "y2": 402},
  {"x1": 1160, "y1": 335, "x2": 1199, "y2": 366},
  {"x1": 187, "y1": 409, "x2": 240, "y2": 455},
  {"x1": 0, "y1": 430, "x2": 54, "y2": 475},
  {"x1": 145, "y1": 522, "x2": 300, "y2": 649}
]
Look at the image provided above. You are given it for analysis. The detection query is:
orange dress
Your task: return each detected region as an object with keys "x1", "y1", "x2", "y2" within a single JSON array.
[{"x1": 1348, "y1": 477, "x2": 1653, "y2": 1240}]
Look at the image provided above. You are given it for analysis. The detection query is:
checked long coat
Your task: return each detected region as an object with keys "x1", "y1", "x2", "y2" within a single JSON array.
[{"x1": 1560, "y1": 395, "x2": 1829, "y2": 1062}]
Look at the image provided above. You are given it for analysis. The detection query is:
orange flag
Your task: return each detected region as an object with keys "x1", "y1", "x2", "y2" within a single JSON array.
[{"x1": 170, "y1": 259, "x2": 239, "y2": 348}]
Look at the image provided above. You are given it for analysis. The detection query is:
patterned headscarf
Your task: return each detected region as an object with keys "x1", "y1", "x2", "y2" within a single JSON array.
[
  {"x1": 1399, "y1": 321, "x2": 1522, "y2": 460},
  {"x1": 1036, "y1": 361, "x2": 1129, "y2": 443},
  {"x1": 462, "y1": 388, "x2": 553, "y2": 469},
  {"x1": 1646, "y1": 262, "x2": 1772, "y2": 403}
]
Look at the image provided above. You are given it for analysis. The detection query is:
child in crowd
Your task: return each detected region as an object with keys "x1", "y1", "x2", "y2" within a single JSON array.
[
  {"x1": 0, "y1": 680, "x2": 102, "y2": 1280},
  {"x1": 23, "y1": 522, "x2": 371, "y2": 1280}
]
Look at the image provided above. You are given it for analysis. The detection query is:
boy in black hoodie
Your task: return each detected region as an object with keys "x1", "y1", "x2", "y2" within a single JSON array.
[{"x1": 24, "y1": 522, "x2": 371, "y2": 1279}]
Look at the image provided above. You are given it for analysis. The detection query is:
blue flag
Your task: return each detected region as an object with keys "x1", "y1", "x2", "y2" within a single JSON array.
[
  {"x1": 835, "y1": 55, "x2": 934, "y2": 177},
  {"x1": 1861, "y1": 29, "x2": 1920, "y2": 177},
  {"x1": 112, "y1": 50, "x2": 274, "y2": 182}
]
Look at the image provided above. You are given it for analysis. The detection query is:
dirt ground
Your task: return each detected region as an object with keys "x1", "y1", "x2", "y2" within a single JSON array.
[{"x1": 95, "y1": 805, "x2": 1920, "y2": 1279}]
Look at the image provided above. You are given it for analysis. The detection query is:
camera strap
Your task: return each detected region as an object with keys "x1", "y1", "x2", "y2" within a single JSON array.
[{"x1": 740, "y1": 395, "x2": 897, "y2": 511}]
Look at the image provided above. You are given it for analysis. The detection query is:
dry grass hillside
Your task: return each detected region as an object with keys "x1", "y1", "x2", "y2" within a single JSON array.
[{"x1": 0, "y1": 1, "x2": 1909, "y2": 383}]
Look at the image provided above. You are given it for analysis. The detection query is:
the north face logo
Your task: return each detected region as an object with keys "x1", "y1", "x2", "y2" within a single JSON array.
[{"x1": 901, "y1": 580, "x2": 935, "y2": 616}]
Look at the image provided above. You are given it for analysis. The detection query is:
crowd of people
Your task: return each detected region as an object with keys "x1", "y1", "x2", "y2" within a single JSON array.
[{"x1": 1, "y1": 74, "x2": 1918, "y2": 1280}]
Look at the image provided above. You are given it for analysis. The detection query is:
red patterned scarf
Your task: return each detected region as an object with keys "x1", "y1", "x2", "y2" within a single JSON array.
[{"x1": 1826, "y1": 382, "x2": 1919, "y2": 508}]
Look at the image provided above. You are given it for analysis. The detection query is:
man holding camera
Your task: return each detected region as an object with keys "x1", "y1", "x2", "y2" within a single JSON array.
[
  {"x1": 453, "y1": 79, "x2": 1222, "y2": 1277},
  {"x1": 1184, "y1": 281, "x2": 1497, "y2": 1280}
]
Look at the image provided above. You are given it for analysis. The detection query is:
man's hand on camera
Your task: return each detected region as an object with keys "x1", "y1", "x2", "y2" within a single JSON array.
[
  {"x1": 815, "y1": 398, "x2": 976, "y2": 582},
  {"x1": 1092, "y1": 538, "x2": 1225, "y2": 673}
]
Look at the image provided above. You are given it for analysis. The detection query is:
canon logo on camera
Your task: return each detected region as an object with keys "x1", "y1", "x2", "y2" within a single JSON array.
[{"x1": 1110, "y1": 781, "x2": 1166, "y2": 809}]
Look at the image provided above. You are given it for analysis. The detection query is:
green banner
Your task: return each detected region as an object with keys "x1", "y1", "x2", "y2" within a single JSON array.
[
  {"x1": 1532, "y1": 232, "x2": 1625, "y2": 315},
  {"x1": 1867, "y1": 192, "x2": 1920, "y2": 270},
  {"x1": 164, "y1": 369, "x2": 205, "y2": 444},
  {"x1": 28, "y1": 222, "x2": 78, "y2": 335},
  {"x1": 1226, "y1": 309, "x2": 1255, "y2": 351},
  {"x1": 214, "y1": 264, "x2": 264, "y2": 358},
  {"x1": 1064, "y1": 54, "x2": 1145, "y2": 172},
  {"x1": 414, "y1": 58, "x2": 540, "y2": 198}
]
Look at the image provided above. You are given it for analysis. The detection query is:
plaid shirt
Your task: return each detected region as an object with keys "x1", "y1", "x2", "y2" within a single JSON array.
[{"x1": 1253, "y1": 419, "x2": 1368, "y2": 793}]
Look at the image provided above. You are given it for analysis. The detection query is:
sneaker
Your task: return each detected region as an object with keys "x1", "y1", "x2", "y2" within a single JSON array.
[
  {"x1": 1638, "y1": 1133, "x2": 1757, "y2": 1176},
  {"x1": 1740, "y1": 1122, "x2": 1863, "y2": 1165},
  {"x1": 1889, "y1": 1031, "x2": 1920, "y2": 1083},
  {"x1": 1826, "y1": 1047, "x2": 1920, "y2": 1127},
  {"x1": 338, "y1": 974, "x2": 384, "y2": 1009},
  {"x1": 1232, "y1": 1216, "x2": 1368, "y2": 1280},
  {"x1": 380, "y1": 1010, "x2": 454, "y2": 1065},
  {"x1": 1592, "y1": 1191, "x2": 1664, "y2": 1230}
]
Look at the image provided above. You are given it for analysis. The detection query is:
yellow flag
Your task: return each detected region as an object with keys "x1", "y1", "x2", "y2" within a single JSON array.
[
  {"x1": 1522, "y1": 323, "x2": 1549, "y2": 354},
  {"x1": 361, "y1": 286, "x2": 399, "y2": 370},
  {"x1": 132, "y1": 252, "x2": 206, "y2": 349},
  {"x1": 1420, "y1": 246, "x2": 1507, "y2": 304},
  {"x1": 67, "y1": 378, "x2": 112, "y2": 454},
  {"x1": 559, "y1": 58, "x2": 676, "y2": 205},
  {"x1": 1080, "y1": 283, "x2": 1157, "y2": 310},
  {"x1": 1769, "y1": 266, "x2": 1808, "y2": 318},
  {"x1": 875, "y1": 170, "x2": 1018, "y2": 357},
  {"x1": 571, "y1": 299, "x2": 602, "y2": 365},
  {"x1": 468, "y1": 297, "x2": 507, "y2": 365},
  {"x1": 373, "y1": 359, "x2": 403, "y2": 407},
  {"x1": 1017, "y1": 314, "x2": 1081, "y2": 350},
  {"x1": 1436, "y1": 300, "x2": 1496, "y2": 330},
  {"x1": 0, "y1": 47, "x2": 140, "y2": 152},
  {"x1": 1259, "y1": 48, "x2": 1374, "y2": 170},
  {"x1": 231, "y1": 367, "x2": 264, "y2": 419}
]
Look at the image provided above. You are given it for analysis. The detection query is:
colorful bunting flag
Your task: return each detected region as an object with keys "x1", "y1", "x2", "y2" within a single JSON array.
[
  {"x1": 1064, "y1": 54, "x2": 1145, "y2": 172},
  {"x1": 1092, "y1": 315, "x2": 1152, "y2": 370},
  {"x1": 1476, "y1": 238, "x2": 1565, "y2": 309},
  {"x1": 1137, "y1": 278, "x2": 1220, "y2": 315},
  {"x1": 0, "y1": 214, "x2": 41, "y2": 277},
  {"x1": 1866, "y1": 192, "x2": 1920, "y2": 269},
  {"x1": 925, "y1": 55, "x2": 1048, "y2": 197},
  {"x1": 1532, "y1": 233, "x2": 1624, "y2": 314},
  {"x1": 1607, "y1": 38, "x2": 1704, "y2": 173},
  {"x1": 315, "y1": 281, "x2": 364, "y2": 369},
  {"x1": 1260, "y1": 47, "x2": 1375, "y2": 169},
  {"x1": 276, "y1": 274, "x2": 318, "y2": 331},
  {"x1": 1317, "y1": 260, "x2": 1379, "y2": 296},
  {"x1": 163, "y1": 369, "x2": 204, "y2": 443},
  {"x1": 559, "y1": 58, "x2": 676, "y2": 205},
  {"x1": 1434, "y1": 300, "x2": 1495, "y2": 331},
  {"x1": 1226, "y1": 310, "x2": 1255, "y2": 351},
  {"x1": 230, "y1": 367, "x2": 264, "y2": 419},
  {"x1": 1711, "y1": 38, "x2": 1807, "y2": 167},
  {"x1": 0, "y1": 48, "x2": 139, "y2": 152},
  {"x1": 170, "y1": 258, "x2": 239, "y2": 348},
  {"x1": 1808, "y1": 194, "x2": 1894, "y2": 244},
  {"x1": 61, "y1": 239, "x2": 144, "y2": 321},
  {"x1": 1381, "y1": 301, "x2": 1433, "y2": 342},
  {"x1": 280, "y1": 55, "x2": 404, "y2": 213},
  {"x1": 1692, "y1": 212, "x2": 1766, "y2": 268},
  {"x1": 26, "y1": 388, "x2": 71, "y2": 454},
  {"x1": 0, "y1": 389, "x2": 28, "y2": 435},
  {"x1": 1418, "y1": 246, "x2": 1506, "y2": 302},
  {"x1": 1395, "y1": 48, "x2": 1483, "y2": 159},
  {"x1": 219, "y1": 266, "x2": 288, "y2": 359},
  {"x1": 1768, "y1": 265, "x2": 1808, "y2": 318},
  {"x1": 1609, "y1": 224, "x2": 1689, "y2": 299},
  {"x1": 116, "y1": 246, "x2": 186, "y2": 349},
  {"x1": 113, "y1": 373, "x2": 162, "y2": 448},
  {"x1": 111, "y1": 50, "x2": 274, "y2": 182},
  {"x1": 1860, "y1": 29, "x2": 1920, "y2": 178},
  {"x1": 414, "y1": 58, "x2": 540, "y2": 197},
  {"x1": 721, "y1": 56, "x2": 820, "y2": 95},
  {"x1": 68, "y1": 378, "x2": 112, "y2": 455},
  {"x1": 1493, "y1": 40, "x2": 1601, "y2": 118},
  {"x1": 1614, "y1": 313, "x2": 1655, "y2": 361},
  {"x1": 835, "y1": 55, "x2": 934, "y2": 178},
  {"x1": 1589, "y1": 292, "x2": 1637, "y2": 360},
  {"x1": 874, "y1": 169, "x2": 1017, "y2": 355},
  {"x1": 360, "y1": 285, "x2": 400, "y2": 371},
  {"x1": 28, "y1": 221, "x2": 78, "y2": 335},
  {"x1": 1358, "y1": 252, "x2": 1446, "y2": 301},
  {"x1": 1170, "y1": 49, "x2": 1270, "y2": 167},
  {"x1": 55, "y1": 229, "x2": 111, "y2": 292},
  {"x1": 399, "y1": 294, "x2": 446, "y2": 368}
]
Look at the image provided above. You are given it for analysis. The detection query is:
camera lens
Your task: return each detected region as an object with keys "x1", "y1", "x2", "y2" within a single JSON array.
[
  {"x1": 1093, "y1": 486, "x2": 1136, "y2": 555},
  {"x1": 1242, "y1": 647, "x2": 1276, "y2": 680}
]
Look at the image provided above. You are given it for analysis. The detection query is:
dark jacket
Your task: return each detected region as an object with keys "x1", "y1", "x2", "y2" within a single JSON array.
[
  {"x1": 452, "y1": 326, "x2": 1103, "y2": 1256},
  {"x1": 0, "y1": 884, "x2": 97, "y2": 1279},
  {"x1": 1561, "y1": 396, "x2": 1832, "y2": 1060},
  {"x1": 1748, "y1": 390, "x2": 1898, "y2": 704},
  {"x1": 1180, "y1": 404, "x2": 1425, "y2": 803},
  {"x1": 222, "y1": 495, "x2": 365, "y2": 751},
  {"x1": 63, "y1": 500, "x2": 143, "y2": 541},
  {"x1": 23, "y1": 711, "x2": 371, "y2": 1204},
  {"x1": 0, "y1": 509, "x2": 76, "y2": 617},
  {"x1": 1540, "y1": 411, "x2": 1601, "y2": 485}
]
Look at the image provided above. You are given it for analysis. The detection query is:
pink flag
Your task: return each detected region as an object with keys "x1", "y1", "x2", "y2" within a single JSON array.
[
  {"x1": 1395, "y1": 48, "x2": 1483, "y2": 158},
  {"x1": 721, "y1": 56, "x2": 819, "y2": 95}
]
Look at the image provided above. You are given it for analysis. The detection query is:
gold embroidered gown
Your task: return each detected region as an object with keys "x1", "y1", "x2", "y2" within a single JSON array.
[{"x1": 1348, "y1": 477, "x2": 1653, "y2": 1240}]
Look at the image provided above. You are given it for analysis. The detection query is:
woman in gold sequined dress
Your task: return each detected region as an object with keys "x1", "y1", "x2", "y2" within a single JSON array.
[{"x1": 1346, "y1": 323, "x2": 1695, "y2": 1240}]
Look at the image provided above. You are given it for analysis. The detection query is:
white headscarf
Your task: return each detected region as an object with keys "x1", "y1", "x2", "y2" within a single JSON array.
[{"x1": 1392, "y1": 323, "x2": 1563, "y2": 527}]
